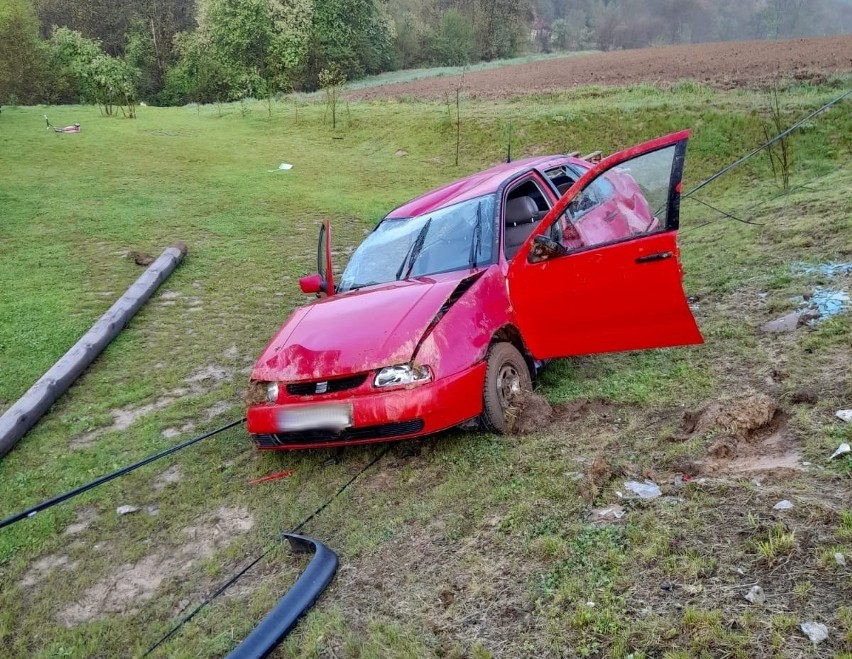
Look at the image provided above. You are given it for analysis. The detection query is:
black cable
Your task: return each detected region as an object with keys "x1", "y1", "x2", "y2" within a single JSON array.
[
  {"x1": 682, "y1": 88, "x2": 851, "y2": 199},
  {"x1": 682, "y1": 166, "x2": 848, "y2": 235},
  {"x1": 0, "y1": 418, "x2": 245, "y2": 531},
  {"x1": 144, "y1": 444, "x2": 392, "y2": 656},
  {"x1": 686, "y1": 196, "x2": 763, "y2": 226}
]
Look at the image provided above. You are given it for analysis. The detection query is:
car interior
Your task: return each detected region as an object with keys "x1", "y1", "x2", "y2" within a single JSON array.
[
  {"x1": 503, "y1": 179, "x2": 552, "y2": 259},
  {"x1": 543, "y1": 164, "x2": 582, "y2": 195}
]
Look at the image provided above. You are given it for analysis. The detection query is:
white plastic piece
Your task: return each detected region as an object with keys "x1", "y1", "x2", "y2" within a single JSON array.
[{"x1": 624, "y1": 480, "x2": 662, "y2": 499}]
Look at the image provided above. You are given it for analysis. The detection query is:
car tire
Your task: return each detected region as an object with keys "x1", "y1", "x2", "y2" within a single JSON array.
[{"x1": 481, "y1": 342, "x2": 532, "y2": 434}]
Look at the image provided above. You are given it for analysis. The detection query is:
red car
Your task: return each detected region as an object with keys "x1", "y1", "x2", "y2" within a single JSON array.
[{"x1": 245, "y1": 131, "x2": 703, "y2": 449}]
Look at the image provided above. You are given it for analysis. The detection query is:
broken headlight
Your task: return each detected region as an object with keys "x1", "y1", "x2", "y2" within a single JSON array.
[
  {"x1": 244, "y1": 380, "x2": 278, "y2": 406},
  {"x1": 373, "y1": 364, "x2": 432, "y2": 388},
  {"x1": 244, "y1": 380, "x2": 266, "y2": 406}
]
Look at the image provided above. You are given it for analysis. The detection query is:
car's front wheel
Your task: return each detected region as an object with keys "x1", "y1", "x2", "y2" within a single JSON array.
[{"x1": 481, "y1": 342, "x2": 532, "y2": 434}]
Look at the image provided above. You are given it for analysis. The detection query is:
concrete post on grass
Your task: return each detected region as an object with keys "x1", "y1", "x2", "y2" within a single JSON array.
[{"x1": 0, "y1": 242, "x2": 188, "y2": 459}]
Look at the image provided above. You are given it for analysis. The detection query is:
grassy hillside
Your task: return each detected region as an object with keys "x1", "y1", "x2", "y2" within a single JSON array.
[{"x1": 0, "y1": 81, "x2": 850, "y2": 657}]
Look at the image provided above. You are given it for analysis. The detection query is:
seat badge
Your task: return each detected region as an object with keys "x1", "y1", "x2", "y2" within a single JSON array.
[{"x1": 315, "y1": 381, "x2": 328, "y2": 394}]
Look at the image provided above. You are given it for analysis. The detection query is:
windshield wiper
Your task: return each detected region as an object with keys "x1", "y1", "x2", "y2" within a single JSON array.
[
  {"x1": 347, "y1": 281, "x2": 381, "y2": 291},
  {"x1": 468, "y1": 202, "x2": 483, "y2": 269},
  {"x1": 396, "y1": 218, "x2": 432, "y2": 280}
]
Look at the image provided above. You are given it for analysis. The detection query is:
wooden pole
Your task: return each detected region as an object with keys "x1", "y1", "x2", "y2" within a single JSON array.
[{"x1": 0, "y1": 242, "x2": 188, "y2": 458}]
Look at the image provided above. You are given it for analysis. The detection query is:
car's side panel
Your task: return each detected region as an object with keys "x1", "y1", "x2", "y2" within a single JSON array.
[{"x1": 413, "y1": 266, "x2": 516, "y2": 380}]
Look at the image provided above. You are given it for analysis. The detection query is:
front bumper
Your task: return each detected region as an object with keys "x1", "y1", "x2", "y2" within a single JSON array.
[{"x1": 246, "y1": 363, "x2": 486, "y2": 450}]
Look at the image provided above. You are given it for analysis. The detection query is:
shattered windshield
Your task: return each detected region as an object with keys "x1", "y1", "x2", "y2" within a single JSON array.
[{"x1": 338, "y1": 195, "x2": 496, "y2": 292}]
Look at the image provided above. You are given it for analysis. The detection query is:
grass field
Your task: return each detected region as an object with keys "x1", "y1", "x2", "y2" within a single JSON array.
[{"x1": 0, "y1": 80, "x2": 851, "y2": 658}]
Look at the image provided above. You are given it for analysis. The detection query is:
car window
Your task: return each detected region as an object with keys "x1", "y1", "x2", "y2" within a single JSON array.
[
  {"x1": 554, "y1": 145, "x2": 680, "y2": 254},
  {"x1": 543, "y1": 165, "x2": 579, "y2": 195},
  {"x1": 338, "y1": 195, "x2": 497, "y2": 291}
]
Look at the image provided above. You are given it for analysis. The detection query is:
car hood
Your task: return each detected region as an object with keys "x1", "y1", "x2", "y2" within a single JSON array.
[{"x1": 252, "y1": 273, "x2": 473, "y2": 382}]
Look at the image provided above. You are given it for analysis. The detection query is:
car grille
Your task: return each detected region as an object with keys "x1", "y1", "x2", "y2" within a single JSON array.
[
  {"x1": 286, "y1": 374, "x2": 368, "y2": 396},
  {"x1": 252, "y1": 419, "x2": 425, "y2": 447}
]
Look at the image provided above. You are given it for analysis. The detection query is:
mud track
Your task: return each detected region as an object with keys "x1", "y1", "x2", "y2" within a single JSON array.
[{"x1": 351, "y1": 35, "x2": 852, "y2": 101}]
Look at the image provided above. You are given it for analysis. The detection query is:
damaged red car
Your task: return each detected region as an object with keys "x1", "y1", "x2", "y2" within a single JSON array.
[{"x1": 246, "y1": 131, "x2": 703, "y2": 449}]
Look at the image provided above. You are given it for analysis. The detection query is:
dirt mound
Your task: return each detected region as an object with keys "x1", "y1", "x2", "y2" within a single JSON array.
[
  {"x1": 501, "y1": 392, "x2": 616, "y2": 435},
  {"x1": 700, "y1": 427, "x2": 802, "y2": 477},
  {"x1": 351, "y1": 35, "x2": 852, "y2": 101},
  {"x1": 674, "y1": 395, "x2": 802, "y2": 477},
  {"x1": 682, "y1": 393, "x2": 776, "y2": 440},
  {"x1": 507, "y1": 390, "x2": 553, "y2": 434}
]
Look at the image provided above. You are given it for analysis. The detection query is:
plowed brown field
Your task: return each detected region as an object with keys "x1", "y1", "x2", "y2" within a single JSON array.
[{"x1": 351, "y1": 35, "x2": 852, "y2": 100}]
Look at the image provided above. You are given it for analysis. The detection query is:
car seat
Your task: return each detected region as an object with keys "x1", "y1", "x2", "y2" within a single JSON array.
[{"x1": 504, "y1": 196, "x2": 546, "y2": 259}]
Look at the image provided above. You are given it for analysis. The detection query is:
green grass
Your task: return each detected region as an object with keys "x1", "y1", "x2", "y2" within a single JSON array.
[{"x1": 0, "y1": 80, "x2": 851, "y2": 657}]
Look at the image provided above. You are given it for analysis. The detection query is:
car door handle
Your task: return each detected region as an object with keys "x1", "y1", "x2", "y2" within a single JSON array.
[{"x1": 636, "y1": 251, "x2": 673, "y2": 264}]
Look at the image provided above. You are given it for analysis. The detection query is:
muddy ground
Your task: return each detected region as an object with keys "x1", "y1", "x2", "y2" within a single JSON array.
[{"x1": 351, "y1": 35, "x2": 852, "y2": 101}]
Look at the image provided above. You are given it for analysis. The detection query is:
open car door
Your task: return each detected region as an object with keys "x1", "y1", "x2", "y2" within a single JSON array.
[{"x1": 507, "y1": 130, "x2": 702, "y2": 359}]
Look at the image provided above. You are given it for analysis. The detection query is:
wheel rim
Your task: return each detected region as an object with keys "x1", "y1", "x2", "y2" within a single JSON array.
[{"x1": 496, "y1": 362, "x2": 522, "y2": 409}]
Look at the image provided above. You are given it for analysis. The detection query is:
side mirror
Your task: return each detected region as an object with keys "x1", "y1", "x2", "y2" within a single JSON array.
[
  {"x1": 528, "y1": 234, "x2": 568, "y2": 263},
  {"x1": 299, "y1": 273, "x2": 323, "y2": 295}
]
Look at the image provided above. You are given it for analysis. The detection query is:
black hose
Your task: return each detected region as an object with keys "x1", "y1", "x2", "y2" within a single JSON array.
[{"x1": 0, "y1": 418, "x2": 244, "y2": 531}]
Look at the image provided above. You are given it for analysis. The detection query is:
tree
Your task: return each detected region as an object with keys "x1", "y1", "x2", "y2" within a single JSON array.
[
  {"x1": 550, "y1": 17, "x2": 569, "y2": 49},
  {"x1": 475, "y1": 0, "x2": 531, "y2": 60},
  {"x1": 196, "y1": 0, "x2": 274, "y2": 99},
  {"x1": 46, "y1": 27, "x2": 138, "y2": 115},
  {"x1": 303, "y1": 0, "x2": 394, "y2": 85},
  {"x1": 86, "y1": 52, "x2": 138, "y2": 115},
  {"x1": 0, "y1": 0, "x2": 46, "y2": 104},
  {"x1": 162, "y1": 29, "x2": 236, "y2": 106},
  {"x1": 45, "y1": 26, "x2": 103, "y2": 103},
  {"x1": 435, "y1": 9, "x2": 475, "y2": 65}
]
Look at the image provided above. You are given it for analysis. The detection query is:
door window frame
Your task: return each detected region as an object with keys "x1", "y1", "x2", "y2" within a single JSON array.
[{"x1": 519, "y1": 131, "x2": 690, "y2": 262}]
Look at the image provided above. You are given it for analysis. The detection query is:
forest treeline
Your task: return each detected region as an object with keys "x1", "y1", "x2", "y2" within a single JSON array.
[{"x1": 1, "y1": 0, "x2": 851, "y2": 109}]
